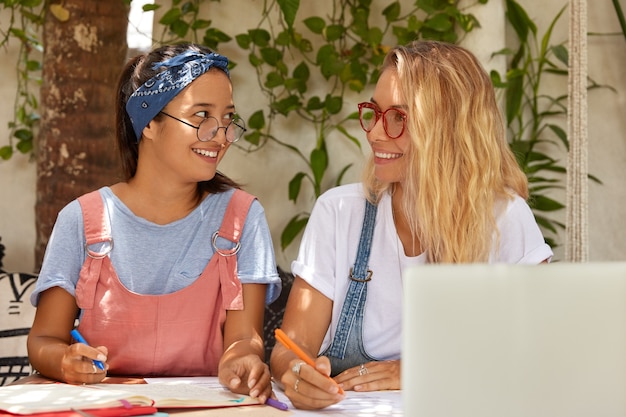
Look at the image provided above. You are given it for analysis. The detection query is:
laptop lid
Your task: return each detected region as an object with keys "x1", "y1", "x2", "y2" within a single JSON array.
[{"x1": 402, "y1": 262, "x2": 626, "y2": 417}]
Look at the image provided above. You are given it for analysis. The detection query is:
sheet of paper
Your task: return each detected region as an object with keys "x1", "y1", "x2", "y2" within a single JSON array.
[
  {"x1": 274, "y1": 388, "x2": 403, "y2": 416},
  {"x1": 94, "y1": 378, "x2": 259, "y2": 408},
  {"x1": 145, "y1": 376, "x2": 403, "y2": 415}
]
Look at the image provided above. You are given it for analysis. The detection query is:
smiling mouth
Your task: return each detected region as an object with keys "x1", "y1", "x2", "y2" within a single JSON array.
[
  {"x1": 193, "y1": 148, "x2": 219, "y2": 158},
  {"x1": 374, "y1": 151, "x2": 402, "y2": 160}
]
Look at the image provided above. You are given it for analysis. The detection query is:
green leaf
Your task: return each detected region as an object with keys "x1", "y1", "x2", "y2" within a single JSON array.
[
  {"x1": 16, "y1": 138, "x2": 32, "y2": 154},
  {"x1": 170, "y1": 20, "x2": 190, "y2": 38},
  {"x1": 248, "y1": 110, "x2": 265, "y2": 130},
  {"x1": 26, "y1": 59, "x2": 41, "y2": 71},
  {"x1": 159, "y1": 8, "x2": 182, "y2": 25},
  {"x1": 424, "y1": 13, "x2": 453, "y2": 32},
  {"x1": 303, "y1": 16, "x2": 326, "y2": 34},
  {"x1": 288, "y1": 172, "x2": 306, "y2": 201},
  {"x1": 281, "y1": 214, "x2": 309, "y2": 250},
  {"x1": 323, "y1": 24, "x2": 343, "y2": 42},
  {"x1": 13, "y1": 128, "x2": 33, "y2": 141},
  {"x1": 382, "y1": 2, "x2": 401, "y2": 22},
  {"x1": 336, "y1": 125, "x2": 362, "y2": 150},
  {"x1": 191, "y1": 19, "x2": 211, "y2": 30},
  {"x1": 0, "y1": 145, "x2": 13, "y2": 160},
  {"x1": 273, "y1": 95, "x2": 301, "y2": 116},
  {"x1": 248, "y1": 53, "x2": 264, "y2": 68},
  {"x1": 505, "y1": 69, "x2": 524, "y2": 124},
  {"x1": 324, "y1": 95, "x2": 342, "y2": 115},
  {"x1": 316, "y1": 44, "x2": 341, "y2": 79},
  {"x1": 260, "y1": 47, "x2": 283, "y2": 66},
  {"x1": 143, "y1": 4, "x2": 160, "y2": 12},
  {"x1": 547, "y1": 124, "x2": 568, "y2": 149},
  {"x1": 310, "y1": 147, "x2": 328, "y2": 186},
  {"x1": 235, "y1": 34, "x2": 251, "y2": 49},
  {"x1": 551, "y1": 44, "x2": 568, "y2": 66},
  {"x1": 19, "y1": 0, "x2": 43, "y2": 7},
  {"x1": 265, "y1": 71, "x2": 284, "y2": 88},
  {"x1": 335, "y1": 163, "x2": 353, "y2": 186},
  {"x1": 249, "y1": 29, "x2": 271, "y2": 47},
  {"x1": 505, "y1": 0, "x2": 536, "y2": 41},
  {"x1": 277, "y1": 0, "x2": 300, "y2": 29},
  {"x1": 244, "y1": 130, "x2": 261, "y2": 146},
  {"x1": 293, "y1": 61, "x2": 310, "y2": 81},
  {"x1": 306, "y1": 96, "x2": 324, "y2": 111},
  {"x1": 530, "y1": 194, "x2": 565, "y2": 212}
]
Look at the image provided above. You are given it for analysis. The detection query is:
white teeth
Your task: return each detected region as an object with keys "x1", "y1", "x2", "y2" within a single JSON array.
[
  {"x1": 375, "y1": 152, "x2": 401, "y2": 159},
  {"x1": 193, "y1": 148, "x2": 219, "y2": 157}
]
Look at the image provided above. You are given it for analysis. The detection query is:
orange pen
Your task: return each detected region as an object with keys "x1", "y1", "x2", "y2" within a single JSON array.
[{"x1": 274, "y1": 328, "x2": 344, "y2": 394}]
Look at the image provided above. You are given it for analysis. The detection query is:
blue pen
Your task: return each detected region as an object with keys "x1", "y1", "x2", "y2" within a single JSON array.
[
  {"x1": 70, "y1": 329, "x2": 105, "y2": 370},
  {"x1": 266, "y1": 397, "x2": 289, "y2": 411}
]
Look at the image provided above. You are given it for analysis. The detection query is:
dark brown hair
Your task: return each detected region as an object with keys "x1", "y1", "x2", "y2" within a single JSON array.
[{"x1": 115, "y1": 43, "x2": 239, "y2": 194}]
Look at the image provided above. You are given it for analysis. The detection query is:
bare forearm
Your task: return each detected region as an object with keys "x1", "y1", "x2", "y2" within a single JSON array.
[
  {"x1": 27, "y1": 335, "x2": 71, "y2": 382},
  {"x1": 221, "y1": 335, "x2": 265, "y2": 364},
  {"x1": 270, "y1": 342, "x2": 299, "y2": 387}
]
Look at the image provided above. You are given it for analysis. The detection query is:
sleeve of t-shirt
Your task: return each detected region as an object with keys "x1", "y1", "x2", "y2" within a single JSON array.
[
  {"x1": 495, "y1": 195, "x2": 554, "y2": 264},
  {"x1": 30, "y1": 200, "x2": 86, "y2": 306},
  {"x1": 290, "y1": 194, "x2": 338, "y2": 300},
  {"x1": 236, "y1": 199, "x2": 282, "y2": 304}
]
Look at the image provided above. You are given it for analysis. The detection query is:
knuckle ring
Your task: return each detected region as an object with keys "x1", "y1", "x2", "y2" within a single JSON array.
[
  {"x1": 294, "y1": 378, "x2": 300, "y2": 393},
  {"x1": 359, "y1": 363, "x2": 368, "y2": 376},
  {"x1": 292, "y1": 361, "x2": 303, "y2": 376}
]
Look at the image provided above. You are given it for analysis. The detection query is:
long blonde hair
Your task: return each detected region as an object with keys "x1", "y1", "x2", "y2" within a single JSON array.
[{"x1": 363, "y1": 41, "x2": 528, "y2": 263}]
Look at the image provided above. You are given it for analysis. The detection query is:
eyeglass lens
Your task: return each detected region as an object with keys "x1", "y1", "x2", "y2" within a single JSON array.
[
  {"x1": 358, "y1": 104, "x2": 406, "y2": 139},
  {"x1": 198, "y1": 116, "x2": 246, "y2": 143}
]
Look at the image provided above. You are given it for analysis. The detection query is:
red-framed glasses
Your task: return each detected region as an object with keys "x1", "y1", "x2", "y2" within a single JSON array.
[{"x1": 357, "y1": 102, "x2": 407, "y2": 139}]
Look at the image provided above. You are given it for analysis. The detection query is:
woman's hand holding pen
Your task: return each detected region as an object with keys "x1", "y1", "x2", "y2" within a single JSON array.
[
  {"x1": 334, "y1": 359, "x2": 401, "y2": 392},
  {"x1": 281, "y1": 356, "x2": 345, "y2": 410},
  {"x1": 62, "y1": 342, "x2": 108, "y2": 384}
]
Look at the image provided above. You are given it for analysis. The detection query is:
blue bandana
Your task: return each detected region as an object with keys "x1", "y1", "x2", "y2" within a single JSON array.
[{"x1": 125, "y1": 50, "x2": 230, "y2": 142}]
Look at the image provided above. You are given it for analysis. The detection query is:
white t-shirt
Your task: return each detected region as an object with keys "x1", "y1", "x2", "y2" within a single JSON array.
[{"x1": 291, "y1": 183, "x2": 553, "y2": 360}]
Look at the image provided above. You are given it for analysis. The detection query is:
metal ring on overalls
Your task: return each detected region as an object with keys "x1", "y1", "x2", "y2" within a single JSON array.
[
  {"x1": 85, "y1": 239, "x2": 114, "y2": 259},
  {"x1": 212, "y1": 231, "x2": 240, "y2": 257},
  {"x1": 349, "y1": 267, "x2": 372, "y2": 282}
]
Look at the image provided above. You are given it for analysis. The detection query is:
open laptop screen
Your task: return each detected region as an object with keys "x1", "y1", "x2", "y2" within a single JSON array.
[{"x1": 402, "y1": 263, "x2": 626, "y2": 417}]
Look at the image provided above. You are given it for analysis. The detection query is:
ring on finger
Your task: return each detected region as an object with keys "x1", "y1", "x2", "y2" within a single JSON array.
[
  {"x1": 359, "y1": 363, "x2": 368, "y2": 376},
  {"x1": 292, "y1": 361, "x2": 304, "y2": 376},
  {"x1": 92, "y1": 363, "x2": 98, "y2": 374},
  {"x1": 294, "y1": 378, "x2": 300, "y2": 393}
]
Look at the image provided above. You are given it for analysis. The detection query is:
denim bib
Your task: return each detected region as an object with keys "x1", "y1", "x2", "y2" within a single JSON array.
[{"x1": 323, "y1": 199, "x2": 379, "y2": 376}]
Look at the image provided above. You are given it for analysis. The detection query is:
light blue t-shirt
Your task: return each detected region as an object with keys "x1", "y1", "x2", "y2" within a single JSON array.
[{"x1": 31, "y1": 187, "x2": 281, "y2": 306}]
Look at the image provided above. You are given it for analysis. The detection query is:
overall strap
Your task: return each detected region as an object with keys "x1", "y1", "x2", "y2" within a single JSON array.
[
  {"x1": 326, "y1": 199, "x2": 377, "y2": 359},
  {"x1": 76, "y1": 190, "x2": 113, "y2": 310},
  {"x1": 78, "y1": 190, "x2": 112, "y2": 251},
  {"x1": 213, "y1": 189, "x2": 256, "y2": 310}
]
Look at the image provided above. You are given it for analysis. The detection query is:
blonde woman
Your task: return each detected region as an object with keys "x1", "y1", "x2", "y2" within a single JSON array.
[{"x1": 270, "y1": 40, "x2": 552, "y2": 410}]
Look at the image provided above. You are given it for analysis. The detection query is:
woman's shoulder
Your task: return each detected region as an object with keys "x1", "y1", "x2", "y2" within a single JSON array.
[
  {"x1": 57, "y1": 187, "x2": 113, "y2": 219},
  {"x1": 318, "y1": 183, "x2": 366, "y2": 202},
  {"x1": 500, "y1": 192, "x2": 533, "y2": 216}
]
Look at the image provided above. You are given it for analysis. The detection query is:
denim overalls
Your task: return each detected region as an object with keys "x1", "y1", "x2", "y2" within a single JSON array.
[{"x1": 323, "y1": 200, "x2": 379, "y2": 376}]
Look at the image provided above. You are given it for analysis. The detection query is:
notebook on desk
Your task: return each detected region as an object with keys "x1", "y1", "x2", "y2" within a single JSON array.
[{"x1": 402, "y1": 262, "x2": 626, "y2": 417}]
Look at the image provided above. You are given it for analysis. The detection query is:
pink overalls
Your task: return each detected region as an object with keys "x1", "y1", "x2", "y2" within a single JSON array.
[{"x1": 74, "y1": 189, "x2": 255, "y2": 376}]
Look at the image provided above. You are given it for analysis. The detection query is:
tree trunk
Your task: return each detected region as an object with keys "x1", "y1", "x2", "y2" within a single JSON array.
[{"x1": 35, "y1": 1, "x2": 129, "y2": 269}]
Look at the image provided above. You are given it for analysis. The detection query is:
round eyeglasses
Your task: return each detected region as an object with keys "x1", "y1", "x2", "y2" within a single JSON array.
[
  {"x1": 159, "y1": 111, "x2": 247, "y2": 143},
  {"x1": 357, "y1": 102, "x2": 407, "y2": 139}
]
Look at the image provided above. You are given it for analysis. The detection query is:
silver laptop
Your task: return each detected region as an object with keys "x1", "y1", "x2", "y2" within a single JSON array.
[{"x1": 402, "y1": 263, "x2": 626, "y2": 417}]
